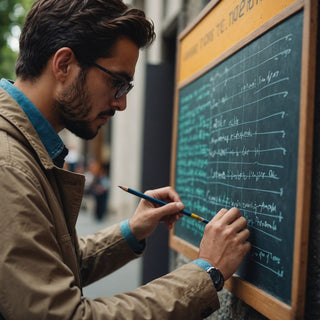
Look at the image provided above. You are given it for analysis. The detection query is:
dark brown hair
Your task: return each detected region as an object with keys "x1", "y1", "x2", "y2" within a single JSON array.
[{"x1": 16, "y1": 0, "x2": 155, "y2": 80}]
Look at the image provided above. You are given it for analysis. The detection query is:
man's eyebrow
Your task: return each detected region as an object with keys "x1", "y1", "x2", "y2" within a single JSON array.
[{"x1": 115, "y1": 71, "x2": 133, "y2": 83}]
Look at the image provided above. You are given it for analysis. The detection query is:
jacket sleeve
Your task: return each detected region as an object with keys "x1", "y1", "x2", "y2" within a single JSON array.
[
  {"x1": 78, "y1": 224, "x2": 144, "y2": 286},
  {"x1": 85, "y1": 263, "x2": 220, "y2": 320},
  {"x1": 78, "y1": 227, "x2": 220, "y2": 319},
  {"x1": 0, "y1": 164, "x2": 219, "y2": 320}
]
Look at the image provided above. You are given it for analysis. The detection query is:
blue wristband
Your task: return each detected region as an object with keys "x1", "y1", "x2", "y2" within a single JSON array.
[
  {"x1": 192, "y1": 259, "x2": 212, "y2": 271},
  {"x1": 120, "y1": 219, "x2": 145, "y2": 254}
]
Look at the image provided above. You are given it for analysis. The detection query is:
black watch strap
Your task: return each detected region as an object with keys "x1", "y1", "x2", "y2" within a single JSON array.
[{"x1": 206, "y1": 266, "x2": 224, "y2": 291}]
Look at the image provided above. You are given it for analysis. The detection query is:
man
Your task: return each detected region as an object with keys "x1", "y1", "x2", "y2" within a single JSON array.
[{"x1": 0, "y1": 0, "x2": 251, "y2": 319}]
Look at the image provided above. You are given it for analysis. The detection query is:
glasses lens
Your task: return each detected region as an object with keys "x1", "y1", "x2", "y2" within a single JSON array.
[{"x1": 115, "y1": 83, "x2": 133, "y2": 99}]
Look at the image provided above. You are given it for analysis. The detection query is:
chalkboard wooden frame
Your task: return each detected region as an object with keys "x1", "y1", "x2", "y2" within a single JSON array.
[{"x1": 169, "y1": 0, "x2": 318, "y2": 319}]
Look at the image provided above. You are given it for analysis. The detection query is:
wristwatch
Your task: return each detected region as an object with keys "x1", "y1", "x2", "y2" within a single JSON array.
[{"x1": 206, "y1": 266, "x2": 224, "y2": 291}]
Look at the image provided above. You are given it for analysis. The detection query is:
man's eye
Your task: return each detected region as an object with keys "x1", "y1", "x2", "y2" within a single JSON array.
[{"x1": 111, "y1": 79, "x2": 123, "y2": 89}]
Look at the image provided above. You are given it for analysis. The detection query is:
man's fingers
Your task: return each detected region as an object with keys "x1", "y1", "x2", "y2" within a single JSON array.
[
  {"x1": 154, "y1": 201, "x2": 184, "y2": 220},
  {"x1": 212, "y1": 207, "x2": 241, "y2": 225},
  {"x1": 237, "y1": 228, "x2": 250, "y2": 243},
  {"x1": 220, "y1": 207, "x2": 242, "y2": 224},
  {"x1": 240, "y1": 240, "x2": 251, "y2": 256},
  {"x1": 231, "y1": 215, "x2": 248, "y2": 232},
  {"x1": 164, "y1": 213, "x2": 182, "y2": 229},
  {"x1": 145, "y1": 187, "x2": 181, "y2": 203},
  {"x1": 212, "y1": 208, "x2": 228, "y2": 220}
]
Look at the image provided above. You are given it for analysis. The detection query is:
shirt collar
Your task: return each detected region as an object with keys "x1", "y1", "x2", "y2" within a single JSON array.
[{"x1": 0, "y1": 78, "x2": 68, "y2": 168}]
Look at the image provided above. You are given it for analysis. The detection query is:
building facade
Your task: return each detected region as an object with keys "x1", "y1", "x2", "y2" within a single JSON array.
[{"x1": 106, "y1": 1, "x2": 320, "y2": 319}]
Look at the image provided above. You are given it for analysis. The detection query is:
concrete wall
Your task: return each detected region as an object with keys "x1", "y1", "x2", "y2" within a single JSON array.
[
  {"x1": 107, "y1": 0, "x2": 146, "y2": 219},
  {"x1": 108, "y1": 50, "x2": 146, "y2": 219},
  {"x1": 107, "y1": 0, "x2": 167, "y2": 219}
]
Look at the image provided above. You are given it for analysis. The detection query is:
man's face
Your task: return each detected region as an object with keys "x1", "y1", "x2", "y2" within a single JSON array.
[{"x1": 55, "y1": 37, "x2": 139, "y2": 139}]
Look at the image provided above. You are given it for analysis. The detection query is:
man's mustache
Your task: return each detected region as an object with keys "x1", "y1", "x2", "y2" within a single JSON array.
[{"x1": 99, "y1": 110, "x2": 116, "y2": 117}]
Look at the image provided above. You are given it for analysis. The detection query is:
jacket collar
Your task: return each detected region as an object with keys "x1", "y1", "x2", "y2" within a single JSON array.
[
  {"x1": 0, "y1": 86, "x2": 56, "y2": 170},
  {"x1": 0, "y1": 87, "x2": 85, "y2": 230},
  {"x1": 0, "y1": 79, "x2": 68, "y2": 168}
]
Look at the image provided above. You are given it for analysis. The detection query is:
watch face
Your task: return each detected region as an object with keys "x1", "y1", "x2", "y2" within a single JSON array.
[
  {"x1": 210, "y1": 269, "x2": 221, "y2": 283},
  {"x1": 207, "y1": 267, "x2": 224, "y2": 291}
]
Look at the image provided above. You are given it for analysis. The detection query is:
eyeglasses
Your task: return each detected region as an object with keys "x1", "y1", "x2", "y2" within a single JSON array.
[{"x1": 92, "y1": 63, "x2": 134, "y2": 99}]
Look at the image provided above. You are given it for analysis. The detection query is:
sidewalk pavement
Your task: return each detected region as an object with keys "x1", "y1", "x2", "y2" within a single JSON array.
[{"x1": 76, "y1": 204, "x2": 142, "y2": 299}]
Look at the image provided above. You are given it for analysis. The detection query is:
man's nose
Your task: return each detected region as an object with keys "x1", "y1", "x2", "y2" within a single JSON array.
[{"x1": 112, "y1": 95, "x2": 127, "y2": 111}]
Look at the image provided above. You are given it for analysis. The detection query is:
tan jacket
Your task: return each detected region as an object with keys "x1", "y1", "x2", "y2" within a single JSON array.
[{"x1": 0, "y1": 87, "x2": 219, "y2": 319}]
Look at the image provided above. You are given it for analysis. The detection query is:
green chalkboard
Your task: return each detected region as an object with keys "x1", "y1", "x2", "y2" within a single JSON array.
[{"x1": 174, "y1": 11, "x2": 303, "y2": 305}]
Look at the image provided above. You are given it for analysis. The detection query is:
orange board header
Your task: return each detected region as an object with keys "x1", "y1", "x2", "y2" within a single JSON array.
[{"x1": 179, "y1": 0, "x2": 297, "y2": 83}]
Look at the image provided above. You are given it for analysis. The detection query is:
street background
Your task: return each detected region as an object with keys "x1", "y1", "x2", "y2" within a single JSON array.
[{"x1": 76, "y1": 196, "x2": 141, "y2": 299}]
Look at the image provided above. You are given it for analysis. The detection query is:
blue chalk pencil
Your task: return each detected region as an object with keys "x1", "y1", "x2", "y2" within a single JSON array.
[{"x1": 119, "y1": 185, "x2": 209, "y2": 224}]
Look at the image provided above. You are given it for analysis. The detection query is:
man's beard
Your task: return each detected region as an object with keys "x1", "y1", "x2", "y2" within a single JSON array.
[{"x1": 54, "y1": 69, "x2": 101, "y2": 140}]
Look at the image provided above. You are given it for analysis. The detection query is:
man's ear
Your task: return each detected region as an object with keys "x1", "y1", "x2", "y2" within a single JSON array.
[{"x1": 52, "y1": 47, "x2": 76, "y2": 82}]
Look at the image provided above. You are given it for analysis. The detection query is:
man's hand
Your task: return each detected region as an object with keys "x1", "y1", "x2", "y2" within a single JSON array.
[
  {"x1": 198, "y1": 207, "x2": 251, "y2": 280},
  {"x1": 129, "y1": 187, "x2": 184, "y2": 241}
]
